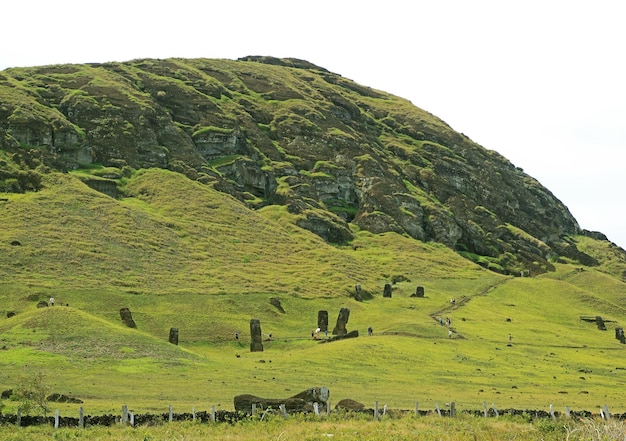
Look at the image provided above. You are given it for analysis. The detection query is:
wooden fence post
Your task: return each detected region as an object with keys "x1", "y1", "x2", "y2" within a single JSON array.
[
  {"x1": 314, "y1": 402, "x2": 319, "y2": 416},
  {"x1": 492, "y1": 403, "x2": 499, "y2": 417},
  {"x1": 168, "y1": 405, "x2": 173, "y2": 423},
  {"x1": 279, "y1": 404, "x2": 287, "y2": 418},
  {"x1": 374, "y1": 401, "x2": 379, "y2": 420},
  {"x1": 210, "y1": 405, "x2": 216, "y2": 422},
  {"x1": 382, "y1": 404, "x2": 387, "y2": 418},
  {"x1": 16, "y1": 407, "x2": 21, "y2": 427},
  {"x1": 54, "y1": 409, "x2": 60, "y2": 429},
  {"x1": 435, "y1": 403, "x2": 441, "y2": 417},
  {"x1": 251, "y1": 403, "x2": 256, "y2": 416},
  {"x1": 192, "y1": 406, "x2": 196, "y2": 421},
  {"x1": 450, "y1": 402, "x2": 456, "y2": 418},
  {"x1": 483, "y1": 401, "x2": 488, "y2": 418},
  {"x1": 565, "y1": 406, "x2": 571, "y2": 418},
  {"x1": 79, "y1": 407, "x2": 84, "y2": 429},
  {"x1": 549, "y1": 404, "x2": 555, "y2": 419},
  {"x1": 128, "y1": 411, "x2": 135, "y2": 427},
  {"x1": 121, "y1": 405, "x2": 128, "y2": 425},
  {"x1": 603, "y1": 404, "x2": 611, "y2": 420}
]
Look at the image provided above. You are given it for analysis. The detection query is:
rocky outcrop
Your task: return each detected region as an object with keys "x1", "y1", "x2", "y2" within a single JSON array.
[{"x1": 0, "y1": 57, "x2": 592, "y2": 273}]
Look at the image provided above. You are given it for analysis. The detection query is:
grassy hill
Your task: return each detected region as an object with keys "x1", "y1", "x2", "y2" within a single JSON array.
[{"x1": 1, "y1": 168, "x2": 625, "y2": 415}]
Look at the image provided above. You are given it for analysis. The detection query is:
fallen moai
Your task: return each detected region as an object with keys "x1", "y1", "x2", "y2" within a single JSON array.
[{"x1": 234, "y1": 387, "x2": 330, "y2": 413}]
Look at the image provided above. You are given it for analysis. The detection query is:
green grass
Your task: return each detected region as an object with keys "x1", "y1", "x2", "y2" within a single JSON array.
[
  {"x1": 1, "y1": 170, "x2": 626, "y2": 416},
  {"x1": 0, "y1": 413, "x2": 623, "y2": 440}
]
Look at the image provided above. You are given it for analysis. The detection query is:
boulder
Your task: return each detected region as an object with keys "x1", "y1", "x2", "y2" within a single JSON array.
[{"x1": 335, "y1": 398, "x2": 365, "y2": 411}]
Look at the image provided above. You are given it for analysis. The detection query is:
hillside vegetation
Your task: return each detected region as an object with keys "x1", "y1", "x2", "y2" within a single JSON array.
[
  {"x1": 1, "y1": 58, "x2": 626, "y2": 416},
  {"x1": 0, "y1": 56, "x2": 603, "y2": 274},
  {"x1": 1, "y1": 168, "x2": 626, "y2": 415}
]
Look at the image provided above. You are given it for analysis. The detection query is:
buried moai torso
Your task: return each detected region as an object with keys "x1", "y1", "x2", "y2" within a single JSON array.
[
  {"x1": 318, "y1": 310, "x2": 329, "y2": 332},
  {"x1": 250, "y1": 318, "x2": 264, "y2": 352},
  {"x1": 332, "y1": 308, "x2": 350, "y2": 335},
  {"x1": 383, "y1": 283, "x2": 392, "y2": 298}
]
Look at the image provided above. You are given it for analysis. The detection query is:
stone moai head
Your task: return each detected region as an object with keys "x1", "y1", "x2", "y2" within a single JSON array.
[
  {"x1": 318, "y1": 310, "x2": 329, "y2": 332},
  {"x1": 355, "y1": 284, "x2": 363, "y2": 302},
  {"x1": 333, "y1": 308, "x2": 350, "y2": 335},
  {"x1": 383, "y1": 283, "x2": 392, "y2": 298},
  {"x1": 120, "y1": 307, "x2": 137, "y2": 328},
  {"x1": 169, "y1": 327, "x2": 179, "y2": 345},
  {"x1": 250, "y1": 318, "x2": 264, "y2": 352}
]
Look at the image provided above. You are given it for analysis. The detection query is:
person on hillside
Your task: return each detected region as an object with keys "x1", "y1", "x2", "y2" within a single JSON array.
[{"x1": 367, "y1": 326, "x2": 373, "y2": 336}]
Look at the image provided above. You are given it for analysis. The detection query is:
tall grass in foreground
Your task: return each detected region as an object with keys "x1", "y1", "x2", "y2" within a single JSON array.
[{"x1": 0, "y1": 414, "x2": 624, "y2": 441}]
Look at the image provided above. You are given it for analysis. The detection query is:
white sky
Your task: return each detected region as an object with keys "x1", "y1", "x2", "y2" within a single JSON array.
[{"x1": 2, "y1": 0, "x2": 624, "y2": 248}]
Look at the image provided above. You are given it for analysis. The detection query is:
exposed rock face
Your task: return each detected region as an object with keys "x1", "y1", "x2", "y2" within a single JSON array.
[{"x1": 0, "y1": 57, "x2": 592, "y2": 274}]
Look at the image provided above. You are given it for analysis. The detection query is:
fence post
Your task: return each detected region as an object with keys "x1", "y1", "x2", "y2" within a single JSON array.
[
  {"x1": 279, "y1": 404, "x2": 287, "y2": 418},
  {"x1": 450, "y1": 402, "x2": 456, "y2": 418},
  {"x1": 374, "y1": 401, "x2": 379, "y2": 420},
  {"x1": 79, "y1": 407, "x2": 84, "y2": 429},
  {"x1": 382, "y1": 404, "x2": 387, "y2": 418},
  {"x1": 192, "y1": 406, "x2": 196, "y2": 421},
  {"x1": 415, "y1": 401, "x2": 419, "y2": 416},
  {"x1": 492, "y1": 403, "x2": 499, "y2": 417},
  {"x1": 565, "y1": 406, "x2": 571, "y2": 418},
  {"x1": 210, "y1": 405, "x2": 216, "y2": 423},
  {"x1": 168, "y1": 405, "x2": 173, "y2": 423},
  {"x1": 54, "y1": 409, "x2": 60, "y2": 429},
  {"x1": 435, "y1": 403, "x2": 441, "y2": 417},
  {"x1": 129, "y1": 411, "x2": 135, "y2": 427},
  {"x1": 251, "y1": 403, "x2": 256, "y2": 416},
  {"x1": 603, "y1": 404, "x2": 611, "y2": 420},
  {"x1": 121, "y1": 405, "x2": 128, "y2": 425},
  {"x1": 314, "y1": 402, "x2": 319, "y2": 416},
  {"x1": 549, "y1": 404, "x2": 555, "y2": 419},
  {"x1": 483, "y1": 401, "x2": 488, "y2": 418}
]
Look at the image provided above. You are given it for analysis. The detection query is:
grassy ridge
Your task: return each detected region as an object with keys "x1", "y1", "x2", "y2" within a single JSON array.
[{"x1": 1, "y1": 169, "x2": 626, "y2": 415}]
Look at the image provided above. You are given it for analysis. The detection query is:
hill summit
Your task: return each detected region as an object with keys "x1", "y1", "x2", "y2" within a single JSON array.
[{"x1": 0, "y1": 56, "x2": 616, "y2": 274}]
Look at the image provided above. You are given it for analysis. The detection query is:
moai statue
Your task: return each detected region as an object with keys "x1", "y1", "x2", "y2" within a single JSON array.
[
  {"x1": 332, "y1": 308, "x2": 350, "y2": 336},
  {"x1": 355, "y1": 284, "x2": 363, "y2": 302},
  {"x1": 415, "y1": 286, "x2": 425, "y2": 297},
  {"x1": 318, "y1": 310, "x2": 329, "y2": 332},
  {"x1": 616, "y1": 328, "x2": 625, "y2": 344},
  {"x1": 383, "y1": 283, "x2": 392, "y2": 298},
  {"x1": 169, "y1": 327, "x2": 179, "y2": 345},
  {"x1": 250, "y1": 318, "x2": 264, "y2": 352},
  {"x1": 119, "y1": 307, "x2": 137, "y2": 328}
]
